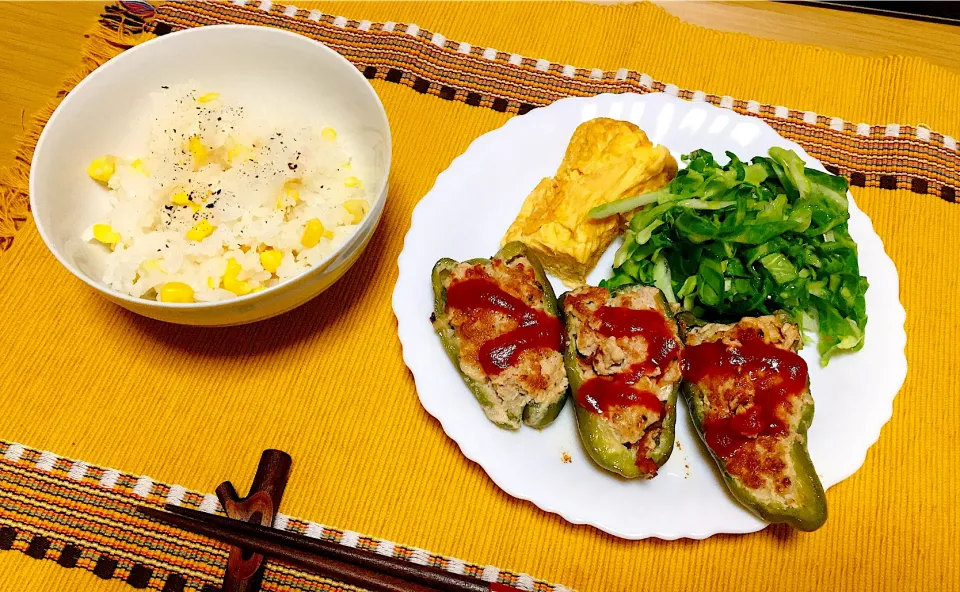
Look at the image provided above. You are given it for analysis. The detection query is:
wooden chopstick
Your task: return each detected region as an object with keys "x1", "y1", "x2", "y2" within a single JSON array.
[{"x1": 138, "y1": 505, "x2": 522, "y2": 592}]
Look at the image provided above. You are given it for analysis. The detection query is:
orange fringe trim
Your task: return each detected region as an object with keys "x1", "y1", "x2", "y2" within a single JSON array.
[{"x1": 0, "y1": 18, "x2": 154, "y2": 253}]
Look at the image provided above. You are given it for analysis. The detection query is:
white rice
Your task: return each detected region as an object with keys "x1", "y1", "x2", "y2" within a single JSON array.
[{"x1": 83, "y1": 84, "x2": 370, "y2": 302}]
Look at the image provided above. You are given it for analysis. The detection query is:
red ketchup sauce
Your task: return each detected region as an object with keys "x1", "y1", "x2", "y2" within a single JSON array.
[
  {"x1": 578, "y1": 364, "x2": 665, "y2": 416},
  {"x1": 682, "y1": 330, "x2": 808, "y2": 458},
  {"x1": 594, "y1": 307, "x2": 681, "y2": 374},
  {"x1": 445, "y1": 278, "x2": 562, "y2": 375},
  {"x1": 575, "y1": 305, "x2": 680, "y2": 471}
]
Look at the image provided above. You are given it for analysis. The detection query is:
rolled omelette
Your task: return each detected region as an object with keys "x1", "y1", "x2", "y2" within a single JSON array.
[{"x1": 502, "y1": 117, "x2": 677, "y2": 287}]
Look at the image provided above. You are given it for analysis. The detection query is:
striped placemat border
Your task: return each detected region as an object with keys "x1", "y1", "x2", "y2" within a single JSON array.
[
  {"x1": 136, "y1": 0, "x2": 960, "y2": 203},
  {"x1": 0, "y1": 440, "x2": 570, "y2": 592},
  {"x1": 3, "y1": 0, "x2": 957, "y2": 253}
]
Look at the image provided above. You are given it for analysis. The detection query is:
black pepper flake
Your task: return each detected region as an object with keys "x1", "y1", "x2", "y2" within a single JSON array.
[
  {"x1": 206, "y1": 203, "x2": 215, "y2": 209},
  {"x1": 161, "y1": 85, "x2": 169, "y2": 89},
  {"x1": 217, "y1": 117, "x2": 221, "y2": 121},
  {"x1": 288, "y1": 163, "x2": 298, "y2": 171}
]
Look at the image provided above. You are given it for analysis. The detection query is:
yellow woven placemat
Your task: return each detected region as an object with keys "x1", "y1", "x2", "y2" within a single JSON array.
[{"x1": 1, "y1": 2, "x2": 958, "y2": 591}]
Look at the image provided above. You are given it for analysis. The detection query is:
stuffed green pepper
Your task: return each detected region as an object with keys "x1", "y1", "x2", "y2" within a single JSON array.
[
  {"x1": 430, "y1": 241, "x2": 569, "y2": 430},
  {"x1": 680, "y1": 313, "x2": 827, "y2": 530},
  {"x1": 561, "y1": 284, "x2": 682, "y2": 478}
]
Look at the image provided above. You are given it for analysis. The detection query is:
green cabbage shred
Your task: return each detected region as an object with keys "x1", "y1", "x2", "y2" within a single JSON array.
[{"x1": 591, "y1": 148, "x2": 868, "y2": 366}]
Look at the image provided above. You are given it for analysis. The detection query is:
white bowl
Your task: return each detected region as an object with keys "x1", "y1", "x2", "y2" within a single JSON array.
[{"x1": 30, "y1": 25, "x2": 391, "y2": 326}]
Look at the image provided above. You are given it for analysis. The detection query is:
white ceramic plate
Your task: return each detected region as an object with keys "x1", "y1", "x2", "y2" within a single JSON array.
[{"x1": 393, "y1": 93, "x2": 906, "y2": 540}]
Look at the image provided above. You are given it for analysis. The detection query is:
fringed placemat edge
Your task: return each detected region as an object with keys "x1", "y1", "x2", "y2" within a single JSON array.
[{"x1": 0, "y1": 11, "x2": 156, "y2": 255}]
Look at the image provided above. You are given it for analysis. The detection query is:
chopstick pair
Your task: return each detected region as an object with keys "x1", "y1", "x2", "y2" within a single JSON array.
[{"x1": 138, "y1": 505, "x2": 524, "y2": 592}]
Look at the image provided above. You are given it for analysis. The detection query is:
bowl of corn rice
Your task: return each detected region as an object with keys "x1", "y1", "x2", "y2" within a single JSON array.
[{"x1": 30, "y1": 25, "x2": 391, "y2": 326}]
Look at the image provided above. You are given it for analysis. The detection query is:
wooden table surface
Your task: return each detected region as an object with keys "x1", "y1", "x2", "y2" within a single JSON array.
[{"x1": 2, "y1": 0, "x2": 960, "y2": 178}]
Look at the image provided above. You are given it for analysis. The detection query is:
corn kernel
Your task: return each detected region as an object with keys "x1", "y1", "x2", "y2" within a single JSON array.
[
  {"x1": 342, "y1": 199, "x2": 369, "y2": 224},
  {"x1": 171, "y1": 191, "x2": 202, "y2": 212},
  {"x1": 223, "y1": 258, "x2": 252, "y2": 296},
  {"x1": 301, "y1": 218, "x2": 328, "y2": 248},
  {"x1": 92, "y1": 223, "x2": 120, "y2": 245},
  {"x1": 131, "y1": 158, "x2": 149, "y2": 176},
  {"x1": 259, "y1": 249, "x2": 283, "y2": 274},
  {"x1": 188, "y1": 135, "x2": 207, "y2": 164},
  {"x1": 342, "y1": 161, "x2": 352, "y2": 170},
  {"x1": 186, "y1": 219, "x2": 216, "y2": 242},
  {"x1": 159, "y1": 282, "x2": 195, "y2": 303},
  {"x1": 227, "y1": 143, "x2": 250, "y2": 164},
  {"x1": 196, "y1": 92, "x2": 220, "y2": 103},
  {"x1": 275, "y1": 180, "x2": 301, "y2": 210},
  {"x1": 225, "y1": 258, "x2": 242, "y2": 277},
  {"x1": 285, "y1": 181, "x2": 301, "y2": 203},
  {"x1": 344, "y1": 176, "x2": 362, "y2": 188},
  {"x1": 142, "y1": 259, "x2": 166, "y2": 273},
  {"x1": 321, "y1": 127, "x2": 337, "y2": 141},
  {"x1": 87, "y1": 156, "x2": 116, "y2": 184},
  {"x1": 207, "y1": 276, "x2": 216, "y2": 289},
  {"x1": 224, "y1": 278, "x2": 252, "y2": 296}
]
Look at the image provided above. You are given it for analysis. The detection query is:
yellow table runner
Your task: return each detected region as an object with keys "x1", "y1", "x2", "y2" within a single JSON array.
[{"x1": 1, "y1": 2, "x2": 959, "y2": 591}]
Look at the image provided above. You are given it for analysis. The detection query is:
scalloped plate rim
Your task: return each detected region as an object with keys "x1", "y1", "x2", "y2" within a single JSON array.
[{"x1": 393, "y1": 92, "x2": 906, "y2": 540}]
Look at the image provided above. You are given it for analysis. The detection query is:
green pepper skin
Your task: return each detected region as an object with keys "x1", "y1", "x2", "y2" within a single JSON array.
[
  {"x1": 561, "y1": 287, "x2": 680, "y2": 479},
  {"x1": 430, "y1": 241, "x2": 567, "y2": 430},
  {"x1": 680, "y1": 312, "x2": 827, "y2": 531}
]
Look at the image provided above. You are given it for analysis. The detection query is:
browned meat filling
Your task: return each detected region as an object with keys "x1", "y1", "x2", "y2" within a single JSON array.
[
  {"x1": 685, "y1": 316, "x2": 811, "y2": 503},
  {"x1": 565, "y1": 286, "x2": 682, "y2": 457},
  {"x1": 443, "y1": 257, "x2": 567, "y2": 423}
]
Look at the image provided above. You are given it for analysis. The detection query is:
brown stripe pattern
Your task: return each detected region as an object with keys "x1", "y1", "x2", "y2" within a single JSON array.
[
  {"x1": 138, "y1": 0, "x2": 960, "y2": 203},
  {"x1": 0, "y1": 440, "x2": 567, "y2": 592}
]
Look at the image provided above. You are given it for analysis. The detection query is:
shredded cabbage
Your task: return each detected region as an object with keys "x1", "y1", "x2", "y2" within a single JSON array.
[{"x1": 591, "y1": 148, "x2": 868, "y2": 366}]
